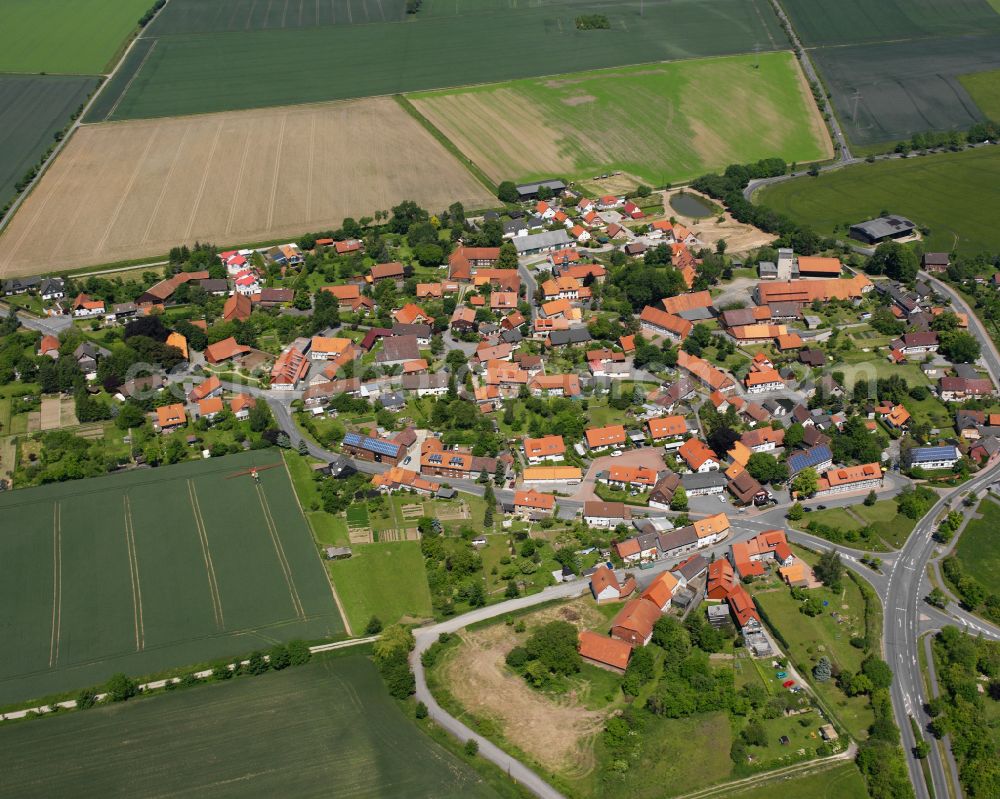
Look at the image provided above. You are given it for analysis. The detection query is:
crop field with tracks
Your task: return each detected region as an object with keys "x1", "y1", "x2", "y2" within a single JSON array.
[
  {"x1": 0, "y1": 97, "x2": 494, "y2": 278},
  {"x1": 0, "y1": 75, "x2": 97, "y2": 210},
  {"x1": 91, "y1": 0, "x2": 785, "y2": 121},
  {"x1": 778, "y1": 0, "x2": 1000, "y2": 146},
  {"x1": 0, "y1": 451, "x2": 343, "y2": 706},
  {"x1": 0, "y1": 651, "x2": 505, "y2": 798},
  {"x1": 408, "y1": 52, "x2": 832, "y2": 187}
]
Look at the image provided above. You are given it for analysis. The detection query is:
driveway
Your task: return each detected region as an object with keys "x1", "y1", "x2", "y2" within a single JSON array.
[{"x1": 571, "y1": 446, "x2": 667, "y2": 502}]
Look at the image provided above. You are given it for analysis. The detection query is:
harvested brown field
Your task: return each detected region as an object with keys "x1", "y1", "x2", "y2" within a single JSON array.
[
  {"x1": 440, "y1": 599, "x2": 612, "y2": 776},
  {"x1": 0, "y1": 97, "x2": 493, "y2": 277}
]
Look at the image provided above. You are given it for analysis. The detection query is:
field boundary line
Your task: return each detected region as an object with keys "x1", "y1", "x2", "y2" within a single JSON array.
[
  {"x1": 393, "y1": 94, "x2": 498, "y2": 194},
  {"x1": 49, "y1": 502, "x2": 62, "y2": 668},
  {"x1": 123, "y1": 494, "x2": 145, "y2": 651},
  {"x1": 255, "y1": 482, "x2": 305, "y2": 619},
  {"x1": 104, "y1": 38, "x2": 159, "y2": 122},
  {"x1": 187, "y1": 479, "x2": 225, "y2": 629},
  {"x1": 282, "y1": 456, "x2": 352, "y2": 636}
]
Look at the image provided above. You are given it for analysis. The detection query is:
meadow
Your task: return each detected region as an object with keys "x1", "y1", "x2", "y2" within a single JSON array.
[
  {"x1": 327, "y1": 541, "x2": 434, "y2": 632},
  {"x1": 0, "y1": 451, "x2": 343, "y2": 706},
  {"x1": 95, "y1": 0, "x2": 785, "y2": 121},
  {"x1": 0, "y1": 651, "x2": 505, "y2": 798},
  {"x1": 755, "y1": 146, "x2": 1000, "y2": 254},
  {"x1": 954, "y1": 499, "x2": 1000, "y2": 587},
  {"x1": 0, "y1": 0, "x2": 152, "y2": 74},
  {"x1": 0, "y1": 75, "x2": 96, "y2": 211},
  {"x1": 0, "y1": 98, "x2": 493, "y2": 278},
  {"x1": 725, "y1": 762, "x2": 869, "y2": 799},
  {"x1": 408, "y1": 52, "x2": 831, "y2": 186}
]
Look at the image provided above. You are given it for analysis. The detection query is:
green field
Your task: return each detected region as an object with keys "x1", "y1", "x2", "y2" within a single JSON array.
[
  {"x1": 0, "y1": 451, "x2": 343, "y2": 706},
  {"x1": 726, "y1": 762, "x2": 869, "y2": 799},
  {"x1": 328, "y1": 541, "x2": 434, "y2": 631},
  {"x1": 0, "y1": 75, "x2": 97, "y2": 209},
  {"x1": 408, "y1": 52, "x2": 831, "y2": 186},
  {"x1": 0, "y1": 650, "x2": 505, "y2": 798},
  {"x1": 0, "y1": 0, "x2": 152, "y2": 74},
  {"x1": 94, "y1": 0, "x2": 785, "y2": 120},
  {"x1": 954, "y1": 499, "x2": 1000, "y2": 587},
  {"x1": 776, "y1": 0, "x2": 1000, "y2": 145},
  {"x1": 780, "y1": 0, "x2": 1000, "y2": 47},
  {"x1": 961, "y1": 68, "x2": 1000, "y2": 120},
  {"x1": 147, "y1": 0, "x2": 407, "y2": 34},
  {"x1": 755, "y1": 146, "x2": 1000, "y2": 253}
]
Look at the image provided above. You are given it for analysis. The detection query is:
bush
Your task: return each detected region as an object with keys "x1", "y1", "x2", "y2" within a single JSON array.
[
  {"x1": 269, "y1": 643, "x2": 291, "y2": 670},
  {"x1": 364, "y1": 615, "x2": 384, "y2": 635},
  {"x1": 415, "y1": 701, "x2": 428, "y2": 719},
  {"x1": 247, "y1": 651, "x2": 269, "y2": 675},
  {"x1": 288, "y1": 639, "x2": 311, "y2": 666},
  {"x1": 76, "y1": 688, "x2": 97, "y2": 709},
  {"x1": 465, "y1": 739, "x2": 479, "y2": 756},
  {"x1": 105, "y1": 673, "x2": 138, "y2": 702}
]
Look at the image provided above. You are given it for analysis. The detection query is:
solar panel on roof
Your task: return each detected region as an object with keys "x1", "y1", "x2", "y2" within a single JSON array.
[
  {"x1": 344, "y1": 432, "x2": 362, "y2": 446},
  {"x1": 429, "y1": 454, "x2": 442, "y2": 464},
  {"x1": 449, "y1": 457, "x2": 464, "y2": 466}
]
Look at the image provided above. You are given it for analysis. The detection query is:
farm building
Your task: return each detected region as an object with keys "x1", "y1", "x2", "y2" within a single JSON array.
[{"x1": 849, "y1": 215, "x2": 917, "y2": 245}]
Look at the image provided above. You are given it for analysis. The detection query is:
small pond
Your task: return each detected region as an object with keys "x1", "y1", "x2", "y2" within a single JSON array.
[{"x1": 669, "y1": 192, "x2": 716, "y2": 218}]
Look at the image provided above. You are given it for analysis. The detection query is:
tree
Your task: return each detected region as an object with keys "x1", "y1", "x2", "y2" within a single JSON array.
[
  {"x1": 925, "y1": 587, "x2": 947, "y2": 609},
  {"x1": 287, "y1": 639, "x2": 311, "y2": 665},
  {"x1": 866, "y1": 240, "x2": 918, "y2": 282},
  {"x1": 939, "y1": 331, "x2": 980, "y2": 363},
  {"x1": 364, "y1": 615, "x2": 384, "y2": 635},
  {"x1": 415, "y1": 701, "x2": 428, "y2": 719},
  {"x1": 791, "y1": 467, "x2": 818, "y2": 498},
  {"x1": 496, "y1": 241, "x2": 519, "y2": 270},
  {"x1": 497, "y1": 181, "x2": 519, "y2": 203},
  {"x1": 742, "y1": 720, "x2": 768, "y2": 747},
  {"x1": 746, "y1": 452, "x2": 789, "y2": 485},
  {"x1": 524, "y1": 621, "x2": 581, "y2": 676},
  {"x1": 670, "y1": 486, "x2": 688, "y2": 512},
  {"x1": 861, "y1": 656, "x2": 893, "y2": 690},
  {"x1": 787, "y1": 502, "x2": 805, "y2": 521},
  {"x1": 814, "y1": 549, "x2": 844, "y2": 591},
  {"x1": 105, "y1": 673, "x2": 138, "y2": 702},
  {"x1": 813, "y1": 656, "x2": 832, "y2": 682},
  {"x1": 247, "y1": 650, "x2": 269, "y2": 675},
  {"x1": 864, "y1": 490, "x2": 877, "y2": 506},
  {"x1": 269, "y1": 643, "x2": 291, "y2": 670}
]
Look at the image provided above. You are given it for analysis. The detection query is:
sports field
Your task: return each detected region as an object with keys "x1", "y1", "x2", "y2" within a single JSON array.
[
  {"x1": 755, "y1": 146, "x2": 1000, "y2": 254},
  {"x1": 776, "y1": 0, "x2": 1000, "y2": 146},
  {"x1": 960, "y1": 68, "x2": 1000, "y2": 121},
  {"x1": 93, "y1": 0, "x2": 785, "y2": 121},
  {"x1": 0, "y1": 651, "x2": 505, "y2": 798},
  {"x1": 0, "y1": 98, "x2": 493, "y2": 278},
  {"x1": 0, "y1": 75, "x2": 96, "y2": 210},
  {"x1": 0, "y1": 0, "x2": 152, "y2": 74},
  {"x1": 0, "y1": 451, "x2": 344, "y2": 706},
  {"x1": 408, "y1": 52, "x2": 832, "y2": 186}
]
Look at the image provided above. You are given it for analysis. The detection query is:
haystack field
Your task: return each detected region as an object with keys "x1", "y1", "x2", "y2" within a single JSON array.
[{"x1": 0, "y1": 97, "x2": 493, "y2": 277}]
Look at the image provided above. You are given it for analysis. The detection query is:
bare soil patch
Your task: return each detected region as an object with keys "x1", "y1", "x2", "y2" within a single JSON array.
[
  {"x1": 662, "y1": 187, "x2": 775, "y2": 254},
  {"x1": 0, "y1": 97, "x2": 493, "y2": 277},
  {"x1": 562, "y1": 94, "x2": 596, "y2": 106},
  {"x1": 442, "y1": 599, "x2": 611, "y2": 775}
]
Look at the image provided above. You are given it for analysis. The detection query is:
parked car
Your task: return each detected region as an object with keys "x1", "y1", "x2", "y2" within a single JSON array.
[
  {"x1": 610, "y1": 450, "x2": 623, "y2": 458},
  {"x1": 817, "y1": 504, "x2": 827, "y2": 510},
  {"x1": 403, "y1": 456, "x2": 411, "y2": 465},
  {"x1": 782, "y1": 679, "x2": 795, "y2": 688}
]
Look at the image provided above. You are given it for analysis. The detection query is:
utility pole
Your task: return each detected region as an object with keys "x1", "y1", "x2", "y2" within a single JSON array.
[{"x1": 753, "y1": 42, "x2": 761, "y2": 69}]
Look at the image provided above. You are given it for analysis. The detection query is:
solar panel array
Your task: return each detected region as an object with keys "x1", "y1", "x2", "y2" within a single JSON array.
[
  {"x1": 343, "y1": 432, "x2": 399, "y2": 456},
  {"x1": 787, "y1": 445, "x2": 832, "y2": 474}
]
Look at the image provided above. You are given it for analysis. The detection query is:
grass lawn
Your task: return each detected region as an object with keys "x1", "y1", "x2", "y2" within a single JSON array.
[
  {"x1": 852, "y1": 499, "x2": 917, "y2": 548},
  {"x1": 961, "y1": 68, "x2": 1000, "y2": 120},
  {"x1": 99, "y1": 0, "x2": 786, "y2": 120},
  {"x1": 327, "y1": 541, "x2": 433, "y2": 631},
  {"x1": 954, "y1": 499, "x2": 1000, "y2": 587},
  {"x1": 409, "y1": 51, "x2": 830, "y2": 187},
  {"x1": 751, "y1": 552, "x2": 873, "y2": 740},
  {"x1": 307, "y1": 512, "x2": 350, "y2": 546},
  {"x1": 725, "y1": 761, "x2": 869, "y2": 798},
  {"x1": 0, "y1": 650, "x2": 505, "y2": 798},
  {"x1": 0, "y1": 450, "x2": 343, "y2": 707},
  {"x1": 0, "y1": 0, "x2": 151, "y2": 73},
  {"x1": 756, "y1": 146, "x2": 1000, "y2": 253}
]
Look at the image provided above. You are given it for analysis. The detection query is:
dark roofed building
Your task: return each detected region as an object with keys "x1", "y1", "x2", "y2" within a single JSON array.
[
  {"x1": 515, "y1": 179, "x2": 567, "y2": 200},
  {"x1": 849, "y1": 215, "x2": 916, "y2": 245},
  {"x1": 377, "y1": 335, "x2": 421, "y2": 364},
  {"x1": 547, "y1": 327, "x2": 591, "y2": 347}
]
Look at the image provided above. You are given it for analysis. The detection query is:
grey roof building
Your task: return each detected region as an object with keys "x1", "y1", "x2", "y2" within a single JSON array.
[
  {"x1": 515, "y1": 179, "x2": 567, "y2": 199},
  {"x1": 849, "y1": 215, "x2": 916, "y2": 245},
  {"x1": 513, "y1": 229, "x2": 573, "y2": 256}
]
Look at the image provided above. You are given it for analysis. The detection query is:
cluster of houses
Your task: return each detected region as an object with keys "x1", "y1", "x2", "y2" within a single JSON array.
[
  {"x1": 150, "y1": 373, "x2": 258, "y2": 436},
  {"x1": 578, "y1": 527, "x2": 810, "y2": 671}
]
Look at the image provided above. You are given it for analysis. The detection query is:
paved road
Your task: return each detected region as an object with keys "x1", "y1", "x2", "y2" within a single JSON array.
[{"x1": 922, "y1": 274, "x2": 1000, "y2": 381}]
